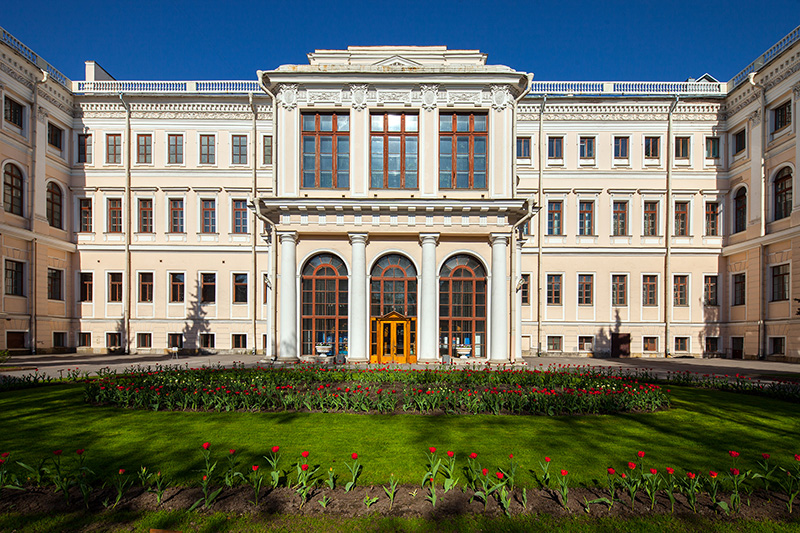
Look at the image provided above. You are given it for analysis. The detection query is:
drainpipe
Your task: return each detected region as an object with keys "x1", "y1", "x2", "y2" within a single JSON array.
[
  {"x1": 248, "y1": 93, "x2": 260, "y2": 357},
  {"x1": 29, "y1": 70, "x2": 47, "y2": 354},
  {"x1": 510, "y1": 197, "x2": 535, "y2": 363},
  {"x1": 748, "y1": 72, "x2": 767, "y2": 358},
  {"x1": 536, "y1": 95, "x2": 547, "y2": 355},
  {"x1": 119, "y1": 93, "x2": 132, "y2": 354},
  {"x1": 664, "y1": 96, "x2": 679, "y2": 357}
]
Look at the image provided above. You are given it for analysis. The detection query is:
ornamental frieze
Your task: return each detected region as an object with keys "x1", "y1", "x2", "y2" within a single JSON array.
[{"x1": 0, "y1": 61, "x2": 34, "y2": 89}]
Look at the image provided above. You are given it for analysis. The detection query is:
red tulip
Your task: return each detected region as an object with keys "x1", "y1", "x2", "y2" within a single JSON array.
[
  {"x1": 795, "y1": 454, "x2": 800, "y2": 462},
  {"x1": 352, "y1": 453, "x2": 358, "y2": 460},
  {"x1": 496, "y1": 472, "x2": 504, "y2": 480},
  {"x1": 482, "y1": 468, "x2": 488, "y2": 476},
  {"x1": 650, "y1": 468, "x2": 657, "y2": 475},
  {"x1": 203, "y1": 475, "x2": 208, "y2": 481},
  {"x1": 202, "y1": 442, "x2": 210, "y2": 450},
  {"x1": 301, "y1": 451, "x2": 309, "y2": 458},
  {"x1": 728, "y1": 450, "x2": 739, "y2": 458},
  {"x1": 709, "y1": 471, "x2": 718, "y2": 478},
  {"x1": 443, "y1": 451, "x2": 453, "y2": 458},
  {"x1": 76, "y1": 449, "x2": 84, "y2": 455},
  {"x1": 666, "y1": 467, "x2": 675, "y2": 475},
  {"x1": 637, "y1": 451, "x2": 645, "y2": 458},
  {"x1": 429, "y1": 447, "x2": 436, "y2": 453},
  {"x1": 469, "y1": 453, "x2": 477, "y2": 459},
  {"x1": 53, "y1": 450, "x2": 62, "y2": 456},
  {"x1": 229, "y1": 449, "x2": 236, "y2": 455},
  {"x1": 119, "y1": 469, "x2": 125, "y2": 475},
  {"x1": 271, "y1": 445, "x2": 280, "y2": 453},
  {"x1": 730, "y1": 468, "x2": 740, "y2": 476},
  {"x1": 560, "y1": 469, "x2": 568, "y2": 476},
  {"x1": 762, "y1": 453, "x2": 770, "y2": 460},
  {"x1": 687, "y1": 472, "x2": 695, "y2": 479},
  {"x1": 607, "y1": 467, "x2": 615, "y2": 475},
  {"x1": 509, "y1": 453, "x2": 514, "y2": 459},
  {"x1": 620, "y1": 472, "x2": 627, "y2": 479},
  {"x1": 545, "y1": 457, "x2": 551, "y2": 462},
  {"x1": 0, "y1": 453, "x2": 8, "y2": 458},
  {"x1": 301, "y1": 464, "x2": 309, "y2": 471},
  {"x1": 628, "y1": 462, "x2": 636, "y2": 470},
  {"x1": 252, "y1": 465, "x2": 259, "y2": 472}
]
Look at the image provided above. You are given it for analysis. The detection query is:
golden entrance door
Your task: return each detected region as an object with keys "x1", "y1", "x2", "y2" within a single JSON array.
[{"x1": 371, "y1": 312, "x2": 417, "y2": 364}]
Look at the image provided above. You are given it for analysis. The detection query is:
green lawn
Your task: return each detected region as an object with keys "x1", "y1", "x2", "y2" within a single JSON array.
[{"x1": 0, "y1": 383, "x2": 797, "y2": 486}]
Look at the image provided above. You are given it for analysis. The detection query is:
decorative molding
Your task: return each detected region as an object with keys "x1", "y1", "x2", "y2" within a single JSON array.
[
  {"x1": 0, "y1": 62, "x2": 34, "y2": 90},
  {"x1": 37, "y1": 88, "x2": 74, "y2": 117},
  {"x1": 350, "y1": 84, "x2": 368, "y2": 110},
  {"x1": 278, "y1": 84, "x2": 298, "y2": 109},
  {"x1": 490, "y1": 85, "x2": 511, "y2": 110},
  {"x1": 447, "y1": 90, "x2": 481, "y2": 105},
  {"x1": 748, "y1": 108, "x2": 761, "y2": 125},
  {"x1": 793, "y1": 82, "x2": 800, "y2": 98},
  {"x1": 420, "y1": 84, "x2": 438, "y2": 111},
  {"x1": 77, "y1": 102, "x2": 272, "y2": 120},
  {"x1": 307, "y1": 89, "x2": 342, "y2": 104},
  {"x1": 517, "y1": 103, "x2": 723, "y2": 122},
  {"x1": 37, "y1": 105, "x2": 48, "y2": 123},
  {"x1": 377, "y1": 90, "x2": 411, "y2": 104}
]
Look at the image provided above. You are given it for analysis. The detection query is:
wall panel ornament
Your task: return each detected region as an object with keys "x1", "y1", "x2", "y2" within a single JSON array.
[
  {"x1": 278, "y1": 84, "x2": 298, "y2": 109},
  {"x1": 420, "y1": 84, "x2": 438, "y2": 111},
  {"x1": 350, "y1": 84, "x2": 368, "y2": 110},
  {"x1": 490, "y1": 85, "x2": 511, "y2": 110},
  {"x1": 377, "y1": 90, "x2": 411, "y2": 104},
  {"x1": 307, "y1": 90, "x2": 342, "y2": 104},
  {"x1": 447, "y1": 90, "x2": 481, "y2": 105},
  {"x1": 748, "y1": 108, "x2": 761, "y2": 126}
]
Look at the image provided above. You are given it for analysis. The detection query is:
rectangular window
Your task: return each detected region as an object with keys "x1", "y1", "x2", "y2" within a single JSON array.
[
  {"x1": 168, "y1": 333, "x2": 183, "y2": 349},
  {"x1": 643, "y1": 337, "x2": 658, "y2": 352},
  {"x1": 546, "y1": 274, "x2": 562, "y2": 305},
  {"x1": 547, "y1": 201, "x2": 562, "y2": 235},
  {"x1": 108, "y1": 198, "x2": 122, "y2": 233},
  {"x1": 53, "y1": 332, "x2": 67, "y2": 348},
  {"x1": 136, "y1": 134, "x2": 152, "y2": 164},
  {"x1": 520, "y1": 274, "x2": 530, "y2": 305},
  {"x1": 79, "y1": 272, "x2": 92, "y2": 302},
  {"x1": 108, "y1": 272, "x2": 123, "y2": 302},
  {"x1": 139, "y1": 272, "x2": 153, "y2": 303},
  {"x1": 303, "y1": 113, "x2": 350, "y2": 189},
  {"x1": 548, "y1": 137, "x2": 563, "y2": 159},
  {"x1": 47, "y1": 268, "x2": 63, "y2": 300},
  {"x1": 233, "y1": 199, "x2": 248, "y2": 233},
  {"x1": 169, "y1": 199, "x2": 184, "y2": 233},
  {"x1": 704, "y1": 275, "x2": 718, "y2": 306},
  {"x1": 614, "y1": 136, "x2": 629, "y2": 159},
  {"x1": 674, "y1": 275, "x2": 688, "y2": 306},
  {"x1": 705, "y1": 336, "x2": 719, "y2": 354},
  {"x1": 547, "y1": 336, "x2": 562, "y2": 351},
  {"x1": 106, "y1": 134, "x2": 121, "y2": 164},
  {"x1": 169, "y1": 273, "x2": 184, "y2": 303},
  {"x1": 578, "y1": 201, "x2": 594, "y2": 236},
  {"x1": 644, "y1": 136, "x2": 660, "y2": 158},
  {"x1": 78, "y1": 332, "x2": 91, "y2": 347},
  {"x1": 612, "y1": 274, "x2": 627, "y2": 306},
  {"x1": 674, "y1": 201, "x2": 689, "y2": 236},
  {"x1": 79, "y1": 198, "x2": 93, "y2": 232},
  {"x1": 705, "y1": 202, "x2": 719, "y2": 236},
  {"x1": 200, "y1": 333, "x2": 215, "y2": 348},
  {"x1": 674, "y1": 337, "x2": 689, "y2": 352},
  {"x1": 47, "y1": 123, "x2": 63, "y2": 149},
  {"x1": 612, "y1": 201, "x2": 628, "y2": 236},
  {"x1": 675, "y1": 136, "x2": 690, "y2": 159},
  {"x1": 516, "y1": 137, "x2": 530, "y2": 158},
  {"x1": 201, "y1": 199, "x2": 216, "y2": 233},
  {"x1": 439, "y1": 113, "x2": 487, "y2": 189},
  {"x1": 5, "y1": 260, "x2": 24, "y2": 296},
  {"x1": 705, "y1": 137, "x2": 720, "y2": 159},
  {"x1": 199, "y1": 134, "x2": 215, "y2": 164},
  {"x1": 138, "y1": 198, "x2": 153, "y2": 233},
  {"x1": 770, "y1": 337, "x2": 786, "y2": 355},
  {"x1": 733, "y1": 273, "x2": 746, "y2": 306},
  {"x1": 233, "y1": 273, "x2": 248, "y2": 303},
  {"x1": 201, "y1": 273, "x2": 216, "y2": 303},
  {"x1": 168, "y1": 134, "x2": 183, "y2": 164},
  {"x1": 232, "y1": 334, "x2": 247, "y2": 349},
  {"x1": 232, "y1": 134, "x2": 247, "y2": 165},
  {"x1": 771, "y1": 264, "x2": 790, "y2": 302},
  {"x1": 263, "y1": 135, "x2": 273, "y2": 165},
  {"x1": 579, "y1": 136, "x2": 594, "y2": 159},
  {"x1": 137, "y1": 333, "x2": 152, "y2": 348},
  {"x1": 643, "y1": 201, "x2": 658, "y2": 236},
  {"x1": 773, "y1": 101, "x2": 791, "y2": 132},
  {"x1": 733, "y1": 129, "x2": 746, "y2": 155},
  {"x1": 77, "y1": 133, "x2": 92, "y2": 163},
  {"x1": 4, "y1": 97, "x2": 23, "y2": 128},
  {"x1": 643, "y1": 275, "x2": 658, "y2": 306},
  {"x1": 578, "y1": 336, "x2": 593, "y2": 351},
  {"x1": 578, "y1": 274, "x2": 593, "y2": 305},
  {"x1": 106, "y1": 332, "x2": 121, "y2": 348}
]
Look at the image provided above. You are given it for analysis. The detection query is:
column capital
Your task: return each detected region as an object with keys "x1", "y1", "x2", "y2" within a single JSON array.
[
  {"x1": 419, "y1": 232, "x2": 440, "y2": 245},
  {"x1": 490, "y1": 232, "x2": 510, "y2": 245},
  {"x1": 348, "y1": 232, "x2": 369, "y2": 245},
  {"x1": 278, "y1": 231, "x2": 297, "y2": 244}
]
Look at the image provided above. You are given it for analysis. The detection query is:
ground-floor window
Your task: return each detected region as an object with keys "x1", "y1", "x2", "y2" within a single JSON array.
[
  {"x1": 301, "y1": 253, "x2": 348, "y2": 356},
  {"x1": 137, "y1": 333, "x2": 152, "y2": 348},
  {"x1": 438, "y1": 255, "x2": 486, "y2": 359},
  {"x1": 547, "y1": 336, "x2": 562, "y2": 351},
  {"x1": 370, "y1": 254, "x2": 417, "y2": 359}
]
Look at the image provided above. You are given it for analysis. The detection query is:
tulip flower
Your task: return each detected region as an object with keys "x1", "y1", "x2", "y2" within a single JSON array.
[
  {"x1": 561, "y1": 469, "x2": 568, "y2": 476},
  {"x1": 469, "y1": 452, "x2": 477, "y2": 459},
  {"x1": 301, "y1": 451, "x2": 309, "y2": 458},
  {"x1": 709, "y1": 471, "x2": 718, "y2": 478},
  {"x1": 496, "y1": 472, "x2": 504, "y2": 480},
  {"x1": 628, "y1": 461, "x2": 636, "y2": 470},
  {"x1": 687, "y1": 472, "x2": 695, "y2": 479},
  {"x1": 429, "y1": 447, "x2": 436, "y2": 453},
  {"x1": 252, "y1": 465, "x2": 259, "y2": 472},
  {"x1": 301, "y1": 464, "x2": 309, "y2": 471},
  {"x1": 728, "y1": 450, "x2": 739, "y2": 458},
  {"x1": 351, "y1": 453, "x2": 358, "y2": 460},
  {"x1": 482, "y1": 468, "x2": 488, "y2": 476},
  {"x1": 637, "y1": 451, "x2": 645, "y2": 458},
  {"x1": 202, "y1": 442, "x2": 210, "y2": 450},
  {"x1": 447, "y1": 451, "x2": 454, "y2": 458},
  {"x1": 119, "y1": 469, "x2": 126, "y2": 475},
  {"x1": 271, "y1": 445, "x2": 280, "y2": 453},
  {"x1": 607, "y1": 467, "x2": 615, "y2": 475}
]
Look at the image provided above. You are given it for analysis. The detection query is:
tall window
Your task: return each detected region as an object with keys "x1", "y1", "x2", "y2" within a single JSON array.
[
  {"x1": 439, "y1": 255, "x2": 486, "y2": 359},
  {"x1": 201, "y1": 199, "x2": 216, "y2": 233},
  {"x1": 138, "y1": 199, "x2": 153, "y2": 233},
  {"x1": 675, "y1": 137, "x2": 690, "y2": 159},
  {"x1": 232, "y1": 134, "x2": 247, "y2": 165},
  {"x1": 139, "y1": 272, "x2": 153, "y2": 302},
  {"x1": 233, "y1": 199, "x2": 248, "y2": 234},
  {"x1": 516, "y1": 137, "x2": 530, "y2": 158},
  {"x1": 612, "y1": 201, "x2": 628, "y2": 236},
  {"x1": 733, "y1": 273, "x2": 746, "y2": 306},
  {"x1": 137, "y1": 134, "x2": 152, "y2": 164},
  {"x1": 107, "y1": 198, "x2": 122, "y2": 233},
  {"x1": 201, "y1": 273, "x2": 216, "y2": 303},
  {"x1": 369, "y1": 254, "x2": 418, "y2": 359},
  {"x1": 79, "y1": 199, "x2": 92, "y2": 232},
  {"x1": 546, "y1": 274, "x2": 562, "y2": 305},
  {"x1": 579, "y1": 137, "x2": 595, "y2": 159},
  {"x1": 547, "y1": 201, "x2": 562, "y2": 235},
  {"x1": 108, "y1": 273, "x2": 122, "y2": 302},
  {"x1": 79, "y1": 272, "x2": 92, "y2": 302},
  {"x1": 200, "y1": 134, "x2": 215, "y2": 164},
  {"x1": 233, "y1": 273, "x2": 248, "y2": 303},
  {"x1": 47, "y1": 269, "x2": 63, "y2": 300},
  {"x1": 579, "y1": 201, "x2": 594, "y2": 236},
  {"x1": 303, "y1": 113, "x2": 349, "y2": 188},
  {"x1": 734, "y1": 188, "x2": 747, "y2": 233},
  {"x1": 301, "y1": 254, "x2": 349, "y2": 356},
  {"x1": 612, "y1": 274, "x2": 627, "y2": 306},
  {"x1": 520, "y1": 274, "x2": 530, "y2": 305},
  {"x1": 169, "y1": 273, "x2": 184, "y2": 303},
  {"x1": 614, "y1": 136, "x2": 629, "y2": 159},
  {"x1": 5, "y1": 260, "x2": 24, "y2": 296},
  {"x1": 548, "y1": 137, "x2": 563, "y2": 159},
  {"x1": 644, "y1": 137, "x2": 660, "y2": 158},
  {"x1": 705, "y1": 202, "x2": 719, "y2": 236},
  {"x1": 263, "y1": 135, "x2": 273, "y2": 165},
  {"x1": 771, "y1": 264, "x2": 789, "y2": 302},
  {"x1": 4, "y1": 97, "x2": 23, "y2": 128},
  {"x1": 168, "y1": 134, "x2": 183, "y2": 164},
  {"x1": 774, "y1": 168, "x2": 792, "y2": 221},
  {"x1": 106, "y1": 134, "x2": 121, "y2": 164},
  {"x1": 47, "y1": 123, "x2": 63, "y2": 149},
  {"x1": 642, "y1": 275, "x2": 657, "y2": 306},
  {"x1": 773, "y1": 101, "x2": 791, "y2": 132},
  {"x1": 371, "y1": 113, "x2": 416, "y2": 189},
  {"x1": 705, "y1": 137, "x2": 720, "y2": 159},
  {"x1": 45, "y1": 182, "x2": 62, "y2": 229},
  {"x1": 578, "y1": 274, "x2": 593, "y2": 305},
  {"x1": 439, "y1": 113, "x2": 487, "y2": 189},
  {"x1": 77, "y1": 134, "x2": 92, "y2": 163},
  {"x1": 643, "y1": 201, "x2": 658, "y2": 236},
  {"x1": 674, "y1": 275, "x2": 688, "y2": 306},
  {"x1": 169, "y1": 199, "x2": 184, "y2": 233},
  {"x1": 704, "y1": 275, "x2": 718, "y2": 306},
  {"x1": 733, "y1": 129, "x2": 746, "y2": 155},
  {"x1": 674, "y1": 201, "x2": 689, "y2": 236},
  {"x1": 4, "y1": 163, "x2": 24, "y2": 216}
]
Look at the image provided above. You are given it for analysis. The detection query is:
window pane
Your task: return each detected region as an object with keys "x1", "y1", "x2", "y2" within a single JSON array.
[
  {"x1": 387, "y1": 114, "x2": 401, "y2": 132},
  {"x1": 371, "y1": 115, "x2": 383, "y2": 132},
  {"x1": 337, "y1": 115, "x2": 349, "y2": 132},
  {"x1": 439, "y1": 114, "x2": 452, "y2": 132},
  {"x1": 405, "y1": 115, "x2": 418, "y2": 132}
]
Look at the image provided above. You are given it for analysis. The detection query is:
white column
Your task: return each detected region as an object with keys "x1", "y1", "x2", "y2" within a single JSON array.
[
  {"x1": 490, "y1": 233, "x2": 510, "y2": 361},
  {"x1": 418, "y1": 233, "x2": 439, "y2": 361},
  {"x1": 348, "y1": 233, "x2": 369, "y2": 361},
  {"x1": 277, "y1": 231, "x2": 298, "y2": 362}
]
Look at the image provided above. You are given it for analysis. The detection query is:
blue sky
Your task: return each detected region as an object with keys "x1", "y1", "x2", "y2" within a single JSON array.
[{"x1": 3, "y1": 1, "x2": 798, "y2": 83}]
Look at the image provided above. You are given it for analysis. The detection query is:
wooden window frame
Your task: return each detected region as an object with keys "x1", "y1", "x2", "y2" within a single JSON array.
[
  {"x1": 79, "y1": 272, "x2": 92, "y2": 302},
  {"x1": 674, "y1": 337, "x2": 688, "y2": 352},
  {"x1": 579, "y1": 136, "x2": 595, "y2": 159},
  {"x1": 302, "y1": 113, "x2": 350, "y2": 189},
  {"x1": 578, "y1": 274, "x2": 593, "y2": 305},
  {"x1": 547, "y1": 336, "x2": 562, "y2": 351},
  {"x1": 5, "y1": 260, "x2": 24, "y2": 296},
  {"x1": 516, "y1": 137, "x2": 530, "y2": 158},
  {"x1": 201, "y1": 273, "x2": 216, "y2": 303},
  {"x1": 546, "y1": 274, "x2": 562, "y2": 305},
  {"x1": 578, "y1": 200, "x2": 594, "y2": 236},
  {"x1": 613, "y1": 136, "x2": 629, "y2": 159},
  {"x1": 168, "y1": 134, "x2": 184, "y2": 164},
  {"x1": 4, "y1": 97, "x2": 23, "y2": 128},
  {"x1": 612, "y1": 274, "x2": 627, "y2": 306},
  {"x1": 674, "y1": 136, "x2": 690, "y2": 159},
  {"x1": 169, "y1": 198, "x2": 184, "y2": 233},
  {"x1": 643, "y1": 337, "x2": 658, "y2": 352},
  {"x1": 547, "y1": 201, "x2": 562, "y2": 235},
  {"x1": 642, "y1": 275, "x2": 658, "y2": 306},
  {"x1": 232, "y1": 199, "x2": 248, "y2": 234},
  {"x1": 136, "y1": 134, "x2": 152, "y2": 164},
  {"x1": 232, "y1": 334, "x2": 247, "y2": 349},
  {"x1": 578, "y1": 336, "x2": 594, "y2": 351},
  {"x1": 79, "y1": 198, "x2": 93, "y2": 232},
  {"x1": 169, "y1": 273, "x2": 184, "y2": 303},
  {"x1": 137, "y1": 333, "x2": 152, "y2": 348},
  {"x1": 108, "y1": 272, "x2": 123, "y2": 303},
  {"x1": 547, "y1": 136, "x2": 563, "y2": 159},
  {"x1": 439, "y1": 255, "x2": 487, "y2": 360},
  {"x1": 201, "y1": 199, "x2": 216, "y2": 234},
  {"x1": 705, "y1": 137, "x2": 720, "y2": 159},
  {"x1": 773, "y1": 101, "x2": 791, "y2": 132},
  {"x1": 674, "y1": 201, "x2": 689, "y2": 236},
  {"x1": 771, "y1": 264, "x2": 789, "y2": 302},
  {"x1": 733, "y1": 273, "x2": 746, "y2": 306},
  {"x1": 107, "y1": 198, "x2": 122, "y2": 233},
  {"x1": 231, "y1": 134, "x2": 247, "y2": 165},
  {"x1": 370, "y1": 255, "x2": 418, "y2": 318},
  {"x1": 263, "y1": 135, "x2": 273, "y2": 165},
  {"x1": 733, "y1": 129, "x2": 746, "y2": 155},
  {"x1": 705, "y1": 202, "x2": 719, "y2": 236},
  {"x1": 46, "y1": 182, "x2": 62, "y2": 229},
  {"x1": 734, "y1": 188, "x2": 747, "y2": 233},
  {"x1": 77, "y1": 133, "x2": 91, "y2": 163},
  {"x1": 199, "y1": 134, "x2": 215, "y2": 164},
  {"x1": 644, "y1": 136, "x2": 660, "y2": 159},
  {"x1": 4, "y1": 163, "x2": 24, "y2": 216},
  {"x1": 106, "y1": 134, "x2": 121, "y2": 164},
  {"x1": 643, "y1": 201, "x2": 658, "y2": 236},
  {"x1": 47, "y1": 123, "x2": 63, "y2": 149},
  {"x1": 439, "y1": 113, "x2": 488, "y2": 189},
  {"x1": 520, "y1": 274, "x2": 530, "y2": 305},
  {"x1": 233, "y1": 273, "x2": 248, "y2": 304},
  {"x1": 774, "y1": 168, "x2": 792, "y2": 221},
  {"x1": 673, "y1": 275, "x2": 688, "y2": 306},
  {"x1": 371, "y1": 113, "x2": 417, "y2": 189},
  {"x1": 612, "y1": 201, "x2": 628, "y2": 236},
  {"x1": 704, "y1": 275, "x2": 718, "y2": 306},
  {"x1": 138, "y1": 198, "x2": 153, "y2": 233},
  {"x1": 301, "y1": 254, "x2": 349, "y2": 356},
  {"x1": 139, "y1": 272, "x2": 154, "y2": 303}
]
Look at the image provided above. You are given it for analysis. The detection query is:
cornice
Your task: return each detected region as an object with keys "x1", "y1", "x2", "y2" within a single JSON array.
[
  {"x1": 0, "y1": 61, "x2": 34, "y2": 90},
  {"x1": 75, "y1": 102, "x2": 272, "y2": 120},
  {"x1": 517, "y1": 103, "x2": 723, "y2": 121}
]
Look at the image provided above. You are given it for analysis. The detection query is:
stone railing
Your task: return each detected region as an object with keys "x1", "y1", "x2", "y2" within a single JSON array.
[
  {"x1": 730, "y1": 24, "x2": 800, "y2": 89},
  {"x1": 529, "y1": 80, "x2": 725, "y2": 96},
  {"x1": 73, "y1": 80, "x2": 262, "y2": 94},
  {"x1": 0, "y1": 26, "x2": 71, "y2": 88}
]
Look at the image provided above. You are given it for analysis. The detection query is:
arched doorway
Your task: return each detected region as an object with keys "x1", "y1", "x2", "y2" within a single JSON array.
[
  {"x1": 439, "y1": 254, "x2": 487, "y2": 360},
  {"x1": 301, "y1": 254, "x2": 348, "y2": 357},
  {"x1": 369, "y1": 254, "x2": 417, "y2": 363}
]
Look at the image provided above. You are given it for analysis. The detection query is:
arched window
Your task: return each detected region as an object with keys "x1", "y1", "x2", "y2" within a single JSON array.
[
  {"x1": 3, "y1": 164, "x2": 24, "y2": 216},
  {"x1": 46, "y1": 182, "x2": 63, "y2": 229},
  {"x1": 734, "y1": 187, "x2": 747, "y2": 234},
  {"x1": 439, "y1": 254, "x2": 487, "y2": 359},
  {"x1": 774, "y1": 167, "x2": 792, "y2": 221},
  {"x1": 301, "y1": 254, "x2": 348, "y2": 356},
  {"x1": 370, "y1": 254, "x2": 418, "y2": 358}
]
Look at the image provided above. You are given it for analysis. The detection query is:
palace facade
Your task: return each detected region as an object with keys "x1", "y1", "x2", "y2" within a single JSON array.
[{"x1": 1, "y1": 26, "x2": 799, "y2": 362}]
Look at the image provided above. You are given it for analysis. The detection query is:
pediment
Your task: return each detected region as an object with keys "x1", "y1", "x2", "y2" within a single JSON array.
[
  {"x1": 379, "y1": 311, "x2": 408, "y2": 321},
  {"x1": 372, "y1": 55, "x2": 424, "y2": 68}
]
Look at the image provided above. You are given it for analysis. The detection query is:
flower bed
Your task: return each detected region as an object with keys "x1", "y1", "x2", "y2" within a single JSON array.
[{"x1": 82, "y1": 365, "x2": 669, "y2": 416}]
